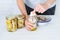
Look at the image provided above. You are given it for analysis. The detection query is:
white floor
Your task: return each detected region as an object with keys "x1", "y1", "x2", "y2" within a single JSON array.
[{"x1": 0, "y1": 0, "x2": 60, "y2": 40}]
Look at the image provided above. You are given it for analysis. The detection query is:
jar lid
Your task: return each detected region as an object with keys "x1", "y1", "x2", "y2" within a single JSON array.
[{"x1": 17, "y1": 15, "x2": 24, "y2": 19}]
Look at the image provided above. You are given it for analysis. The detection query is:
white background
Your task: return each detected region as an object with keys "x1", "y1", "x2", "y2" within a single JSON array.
[{"x1": 0, "y1": 0, "x2": 60, "y2": 40}]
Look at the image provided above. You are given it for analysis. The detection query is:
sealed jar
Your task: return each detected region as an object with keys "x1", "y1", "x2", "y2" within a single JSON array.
[
  {"x1": 28, "y1": 12, "x2": 37, "y2": 31},
  {"x1": 6, "y1": 16, "x2": 17, "y2": 32},
  {"x1": 17, "y1": 15, "x2": 25, "y2": 29}
]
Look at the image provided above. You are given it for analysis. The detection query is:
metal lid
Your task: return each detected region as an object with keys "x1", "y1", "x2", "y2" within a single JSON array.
[
  {"x1": 6, "y1": 15, "x2": 17, "y2": 20},
  {"x1": 17, "y1": 15, "x2": 24, "y2": 19}
]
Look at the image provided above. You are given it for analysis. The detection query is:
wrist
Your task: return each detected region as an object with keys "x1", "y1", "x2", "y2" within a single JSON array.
[{"x1": 25, "y1": 15, "x2": 28, "y2": 20}]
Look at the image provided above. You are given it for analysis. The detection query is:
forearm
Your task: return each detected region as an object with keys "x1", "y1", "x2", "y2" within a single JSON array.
[
  {"x1": 45, "y1": 0, "x2": 56, "y2": 7},
  {"x1": 17, "y1": 0, "x2": 28, "y2": 19}
]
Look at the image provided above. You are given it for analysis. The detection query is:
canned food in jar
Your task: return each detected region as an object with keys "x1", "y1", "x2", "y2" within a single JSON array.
[
  {"x1": 6, "y1": 16, "x2": 17, "y2": 32},
  {"x1": 28, "y1": 16, "x2": 37, "y2": 31},
  {"x1": 12, "y1": 17, "x2": 17, "y2": 31},
  {"x1": 6, "y1": 17, "x2": 13, "y2": 32},
  {"x1": 17, "y1": 15, "x2": 25, "y2": 29}
]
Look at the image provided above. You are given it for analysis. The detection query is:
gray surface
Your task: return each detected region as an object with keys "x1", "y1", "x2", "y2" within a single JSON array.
[{"x1": 0, "y1": 0, "x2": 60, "y2": 40}]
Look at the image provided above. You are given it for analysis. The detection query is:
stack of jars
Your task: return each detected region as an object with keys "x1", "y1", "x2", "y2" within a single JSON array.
[
  {"x1": 6, "y1": 15, "x2": 25, "y2": 32},
  {"x1": 6, "y1": 14, "x2": 38, "y2": 32}
]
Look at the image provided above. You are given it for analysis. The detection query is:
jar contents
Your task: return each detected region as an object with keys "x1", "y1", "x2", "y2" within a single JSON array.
[
  {"x1": 17, "y1": 15, "x2": 25, "y2": 29},
  {"x1": 28, "y1": 12, "x2": 37, "y2": 31},
  {"x1": 6, "y1": 16, "x2": 17, "y2": 32}
]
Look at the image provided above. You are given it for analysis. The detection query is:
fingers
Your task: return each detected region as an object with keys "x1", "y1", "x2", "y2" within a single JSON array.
[
  {"x1": 34, "y1": 4, "x2": 46, "y2": 13},
  {"x1": 34, "y1": 6, "x2": 40, "y2": 13},
  {"x1": 25, "y1": 20, "x2": 34, "y2": 30},
  {"x1": 25, "y1": 20, "x2": 33, "y2": 27},
  {"x1": 26, "y1": 24, "x2": 33, "y2": 31},
  {"x1": 39, "y1": 5, "x2": 46, "y2": 13}
]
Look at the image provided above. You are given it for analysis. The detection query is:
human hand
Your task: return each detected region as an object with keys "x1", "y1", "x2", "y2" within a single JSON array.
[
  {"x1": 25, "y1": 19, "x2": 34, "y2": 31},
  {"x1": 34, "y1": 3, "x2": 49, "y2": 13}
]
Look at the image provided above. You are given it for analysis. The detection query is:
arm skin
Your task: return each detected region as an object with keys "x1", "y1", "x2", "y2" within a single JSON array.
[
  {"x1": 16, "y1": 0, "x2": 28, "y2": 19},
  {"x1": 45, "y1": 0, "x2": 56, "y2": 7},
  {"x1": 33, "y1": 0, "x2": 56, "y2": 13}
]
